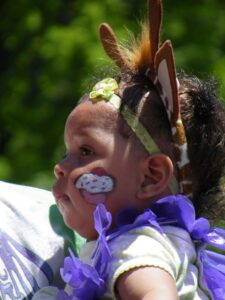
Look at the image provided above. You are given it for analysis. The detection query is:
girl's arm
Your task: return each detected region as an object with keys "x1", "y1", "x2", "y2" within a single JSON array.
[{"x1": 117, "y1": 266, "x2": 179, "y2": 300}]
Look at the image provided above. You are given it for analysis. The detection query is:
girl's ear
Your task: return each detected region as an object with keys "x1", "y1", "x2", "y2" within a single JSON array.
[{"x1": 137, "y1": 154, "x2": 174, "y2": 200}]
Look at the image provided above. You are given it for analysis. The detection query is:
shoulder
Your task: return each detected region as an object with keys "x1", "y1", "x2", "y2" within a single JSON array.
[
  {"x1": 106, "y1": 224, "x2": 203, "y2": 299},
  {"x1": 109, "y1": 224, "x2": 195, "y2": 260},
  {"x1": 107, "y1": 225, "x2": 189, "y2": 288}
]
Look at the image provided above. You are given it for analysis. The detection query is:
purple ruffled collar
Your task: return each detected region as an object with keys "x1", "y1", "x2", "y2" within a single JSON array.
[{"x1": 58, "y1": 195, "x2": 225, "y2": 300}]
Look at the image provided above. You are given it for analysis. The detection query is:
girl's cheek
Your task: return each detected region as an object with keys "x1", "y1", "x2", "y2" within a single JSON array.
[{"x1": 74, "y1": 168, "x2": 115, "y2": 205}]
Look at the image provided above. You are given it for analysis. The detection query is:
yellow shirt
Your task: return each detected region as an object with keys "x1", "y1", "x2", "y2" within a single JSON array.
[{"x1": 79, "y1": 225, "x2": 212, "y2": 299}]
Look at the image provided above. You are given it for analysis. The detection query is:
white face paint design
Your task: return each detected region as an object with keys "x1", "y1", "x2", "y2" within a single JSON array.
[{"x1": 75, "y1": 168, "x2": 114, "y2": 205}]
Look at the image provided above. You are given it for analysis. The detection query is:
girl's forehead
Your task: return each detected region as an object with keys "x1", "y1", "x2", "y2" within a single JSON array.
[{"x1": 66, "y1": 99, "x2": 119, "y2": 132}]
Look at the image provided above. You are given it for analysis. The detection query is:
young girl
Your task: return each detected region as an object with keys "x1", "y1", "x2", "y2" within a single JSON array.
[{"x1": 33, "y1": 0, "x2": 225, "y2": 299}]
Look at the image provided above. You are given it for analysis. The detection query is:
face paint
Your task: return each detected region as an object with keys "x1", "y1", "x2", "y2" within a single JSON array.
[{"x1": 75, "y1": 168, "x2": 114, "y2": 205}]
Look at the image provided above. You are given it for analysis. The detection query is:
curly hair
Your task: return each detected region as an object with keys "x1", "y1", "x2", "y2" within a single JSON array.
[
  {"x1": 115, "y1": 71, "x2": 225, "y2": 219},
  {"x1": 179, "y1": 75, "x2": 225, "y2": 219}
]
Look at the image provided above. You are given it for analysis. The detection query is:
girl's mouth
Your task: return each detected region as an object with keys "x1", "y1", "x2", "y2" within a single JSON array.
[{"x1": 54, "y1": 193, "x2": 70, "y2": 205}]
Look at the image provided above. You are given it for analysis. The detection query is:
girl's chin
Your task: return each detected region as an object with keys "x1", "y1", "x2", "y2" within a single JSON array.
[{"x1": 62, "y1": 215, "x2": 97, "y2": 240}]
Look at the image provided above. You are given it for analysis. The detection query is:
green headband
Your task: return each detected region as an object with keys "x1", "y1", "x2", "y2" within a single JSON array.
[{"x1": 89, "y1": 78, "x2": 178, "y2": 195}]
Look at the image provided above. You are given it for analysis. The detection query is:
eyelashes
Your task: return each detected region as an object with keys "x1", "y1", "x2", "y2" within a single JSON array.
[
  {"x1": 60, "y1": 145, "x2": 94, "y2": 162},
  {"x1": 79, "y1": 145, "x2": 94, "y2": 157}
]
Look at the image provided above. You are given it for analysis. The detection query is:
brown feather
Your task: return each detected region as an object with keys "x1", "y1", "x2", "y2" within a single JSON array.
[
  {"x1": 99, "y1": 22, "x2": 153, "y2": 75},
  {"x1": 123, "y1": 23, "x2": 153, "y2": 74}
]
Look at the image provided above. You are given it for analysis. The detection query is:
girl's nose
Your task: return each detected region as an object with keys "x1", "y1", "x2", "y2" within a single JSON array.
[
  {"x1": 54, "y1": 164, "x2": 65, "y2": 178},
  {"x1": 54, "y1": 155, "x2": 77, "y2": 178}
]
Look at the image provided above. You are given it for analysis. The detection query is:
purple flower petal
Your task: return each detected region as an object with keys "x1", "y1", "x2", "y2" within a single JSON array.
[
  {"x1": 92, "y1": 205, "x2": 112, "y2": 278},
  {"x1": 201, "y1": 250, "x2": 225, "y2": 300},
  {"x1": 191, "y1": 218, "x2": 210, "y2": 239},
  {"x1": 151, "y1": 195, "x2": 196, "y2": 232},
  {"x1": 203, "y1": 228, "x2": 225, "y2": 250},
  {"x1": 94, "y1": 204, "x2": 112, "y2": 235},
  {"x1": 134, "y1": 210, "x2": 163, "y2": 234},
  {"x1": 60, "y1": 248, "x2": 105, "y2": 299}
]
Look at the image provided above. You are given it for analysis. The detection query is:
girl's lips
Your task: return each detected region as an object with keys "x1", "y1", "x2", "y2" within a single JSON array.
[
  {"x1": 54, "y1": 194, "x2": 71, "y2": 213},
  {"x1": 54, "y1": 193, "x2": 70, "y2": 205}
]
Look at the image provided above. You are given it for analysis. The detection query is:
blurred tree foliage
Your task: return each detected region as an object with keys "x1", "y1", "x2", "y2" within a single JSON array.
[{"x1": 0, "y1": 0, "x2": 225, "y2": 189}]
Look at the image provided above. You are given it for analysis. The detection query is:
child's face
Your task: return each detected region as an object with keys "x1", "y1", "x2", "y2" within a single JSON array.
[{"x1": 53, "y1": 100, "x2": 145, "y2": 240}]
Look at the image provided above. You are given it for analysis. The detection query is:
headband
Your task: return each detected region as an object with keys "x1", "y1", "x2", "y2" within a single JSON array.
[
  {"x1": 89, "y1": 0, "x2": 192, "y2": 198},
  {"x1": 98, "y1": 0, "x2": 192, "y2": 198}
]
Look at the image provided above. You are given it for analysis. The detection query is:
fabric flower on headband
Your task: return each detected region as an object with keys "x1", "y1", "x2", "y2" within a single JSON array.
[{"x1": 89, "y1": 78, "x2": 121, "y2": 109}]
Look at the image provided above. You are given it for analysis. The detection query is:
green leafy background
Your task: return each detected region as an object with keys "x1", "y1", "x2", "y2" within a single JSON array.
[{"x1": 1, "y1": 0, "x2": 225, "y2": 190}]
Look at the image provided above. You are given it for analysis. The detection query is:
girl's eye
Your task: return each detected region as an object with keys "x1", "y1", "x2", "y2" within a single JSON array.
[{"x1": 80, "y1": 146, "x2": 93, "y2": 157}]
